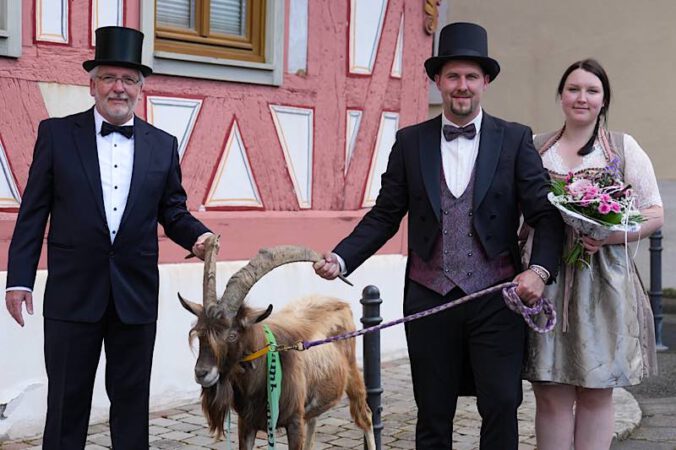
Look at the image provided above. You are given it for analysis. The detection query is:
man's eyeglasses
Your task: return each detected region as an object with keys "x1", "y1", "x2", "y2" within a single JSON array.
[{"x1": 97, "y1": 75, "x2": 141, "y2": 87}]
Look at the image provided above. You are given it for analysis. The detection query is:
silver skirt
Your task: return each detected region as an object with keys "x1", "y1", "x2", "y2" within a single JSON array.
[{"x1": 523, "y1": 239, "x2": 657, "y2": 388}]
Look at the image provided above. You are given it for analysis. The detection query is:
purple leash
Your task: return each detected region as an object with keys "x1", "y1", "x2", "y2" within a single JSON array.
[{"x1": 301, "y1": 282, "x2": 556, "y2": 351}]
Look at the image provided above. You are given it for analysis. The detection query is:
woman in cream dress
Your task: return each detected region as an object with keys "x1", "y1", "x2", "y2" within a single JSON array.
[{"x1": 523, "y1": 59, "x2": 664, "y2": 450}]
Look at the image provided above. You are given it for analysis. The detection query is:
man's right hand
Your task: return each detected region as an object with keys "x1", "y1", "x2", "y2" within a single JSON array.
[
  {"x1": 313, "y1": 252, "x2": 341, "y2": 280},
  {"x1": 6, "y1": 290, "x2": 34, "y2": 327}
]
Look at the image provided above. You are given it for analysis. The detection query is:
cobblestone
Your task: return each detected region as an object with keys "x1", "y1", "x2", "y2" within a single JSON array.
[{"x1": 2, "y1": 358, "x2": 640, "y2": 449}]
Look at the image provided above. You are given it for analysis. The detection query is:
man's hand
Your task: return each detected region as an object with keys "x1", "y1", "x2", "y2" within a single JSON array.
[
  {"x1": 191, "y1": 232, "x2": 214, "y2": 261},
  {"x1": 512, "y1": 270, "x2": 545, "y2": 306},
  {"x1": 313, "y1": 252, "x2": 341, "y2": 280},
  {"x1": 6, "y1": 290, "x2": 34, "y2": 327}
]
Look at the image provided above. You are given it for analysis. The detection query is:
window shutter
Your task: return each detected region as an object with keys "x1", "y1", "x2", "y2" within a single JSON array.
[
  {"x1": 157, "y1": 0, "x2": 196, "y2": 31},
  {"x1": 210, "y1": 0, "x2": 247, "y2": 37}
]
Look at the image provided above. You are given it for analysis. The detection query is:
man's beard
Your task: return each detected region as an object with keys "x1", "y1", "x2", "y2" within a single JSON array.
[{"x1": 449, "y1": 96, "x2": 474, "y2": 117}]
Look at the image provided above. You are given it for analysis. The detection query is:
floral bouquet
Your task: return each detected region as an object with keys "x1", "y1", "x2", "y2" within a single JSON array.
[{"x1": 548, "y1": 160, "x2": 643, "y2": 268}]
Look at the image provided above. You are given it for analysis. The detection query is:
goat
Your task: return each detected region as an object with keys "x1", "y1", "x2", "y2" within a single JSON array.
[{"x1": 178, "y1": 235, "x2": 376, "y2": 450}]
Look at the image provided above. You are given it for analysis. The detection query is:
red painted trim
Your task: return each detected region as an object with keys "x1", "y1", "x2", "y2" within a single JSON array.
[
  {"x1": 142, "y1": 91, "x2": 207, "y2": 168},
  {"x1": 233, "y1": 114, "x2": 266, "y2": 210},
  {"x1": 388, "y1": 11, "x2": 404, "y2": 80},
  {"x1": 201, "y1": 116, "x2": 265, "y2": 212},
  {"x1": 344, "y1": 107, "x2": 365, "y2": 179},
  {"x1": 358, "y1": 108, "x2": 400, "y2": 207},
  {"x1": 202, "y1": 115, "x2": 234, "y2": 206},
  {"x1": 0, "y1": 133, "x2": 21, "y2": 211},
  {"x1": 33, "y1": 0, "x2": 72, "y2": 46},
  {"x1": 345, "y1": 0, "x2": 392, "y2": 79},
  {"x1": 267, "y1": 102, "x2": 316, "y2": 209},
  {"x1": 88, "y1": 0, "x2": 93, "y2": 48},
  {"x1": 0, "y1": 212, "x2": 408, "y2": 267}
]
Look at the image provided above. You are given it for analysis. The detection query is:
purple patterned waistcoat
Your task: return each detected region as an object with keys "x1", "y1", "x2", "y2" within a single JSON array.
[{"x1": 408, "y1": 168, "x2": 516, "y2": 295}]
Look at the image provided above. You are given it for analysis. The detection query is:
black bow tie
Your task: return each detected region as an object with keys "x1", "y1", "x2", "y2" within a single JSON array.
[
  {"x1": 101, "y1": 121, "x2": 134, "y2": 139},
  {"x1": 443, "y1": 123, "x2": 477, "y2": 142}
]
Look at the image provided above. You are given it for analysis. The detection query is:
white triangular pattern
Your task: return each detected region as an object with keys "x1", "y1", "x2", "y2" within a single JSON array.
[
  {"x1": 0, "y1": 137, "x2": 21, "y2": 208},
  {"x1": 269, "y1": 105, "x2": 313, "y2": 208},
  {"x1": 349, "y1": 0, "x2": 388, "y2": 74},
  {"x1": 204, "y1": 121, "x2": 262, "y2": 208},
  {"x1": 146, "y1": 96, "x2": 203, "y2": 160},
  {"x1": 390, "y1": 14, "x2": 404, "y2": 78},
  {"x1": 91, "y1": 0, "x2": 123, "y2": 46},
  {"x1": 345, "y1": 110, "x2": 362, "y2": 175},
  {"x1": 363, "y1": 112, "x2": 399, "y2": 207},
  {"x1": 36, "y1": 0, "x2": 69, "y2": 43}
]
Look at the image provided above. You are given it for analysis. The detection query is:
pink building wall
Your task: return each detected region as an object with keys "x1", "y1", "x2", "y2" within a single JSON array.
[{"x1": 0, "y1": 0, "x2": 432, "y2": 267}]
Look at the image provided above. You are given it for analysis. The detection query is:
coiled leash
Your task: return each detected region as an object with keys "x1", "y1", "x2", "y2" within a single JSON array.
[
  {"x1": 243, "y1": 281, "x2": 556, "y2": 361},
  {"x1": 237, "y1": 281, "x2": 556, "y2": 449}
]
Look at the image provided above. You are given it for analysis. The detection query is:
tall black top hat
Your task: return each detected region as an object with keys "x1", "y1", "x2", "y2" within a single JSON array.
[
  {"x1": 424, "y1": 22, "x2": 500, "y2": 82},
  {"x1": 83, "y1": 26, "x2": 153, "y2": 77}
]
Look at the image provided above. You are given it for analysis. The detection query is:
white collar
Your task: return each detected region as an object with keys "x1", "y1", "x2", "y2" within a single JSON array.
[
  {"x1": 94, "y1": 107, "x2": 135, "y2": 135},
  {"x1": 441, "y1": 108, "x2": 483, "y2": 132}
]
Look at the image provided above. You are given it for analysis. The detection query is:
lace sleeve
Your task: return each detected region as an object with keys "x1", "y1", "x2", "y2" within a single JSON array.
[{"x1": 623, "y1": 134, "x2": 663, "y2": 208}]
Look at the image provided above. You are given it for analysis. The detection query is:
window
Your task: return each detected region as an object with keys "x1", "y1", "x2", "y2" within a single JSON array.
[
  {"x1": 0, "y1": 0, "x2": 21, "y2": 57},
  {"x1": 141, "y1": 0, "x2": 283, "y2": 85},
  {"x1": 155, "y1": 0, "x2": 266, "y2": 63}
]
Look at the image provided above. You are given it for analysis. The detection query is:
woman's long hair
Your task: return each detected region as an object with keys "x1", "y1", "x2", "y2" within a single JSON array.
[{"x1": 557, "y1": 58, "x2": 612, "y2": 156}]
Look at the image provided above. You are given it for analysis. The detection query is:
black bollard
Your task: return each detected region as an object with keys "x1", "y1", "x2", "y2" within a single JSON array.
[
  {"x1": 361, "y1": 285, "x2": 383, "y2": 450},
  {"x1": 649, "y1": 230, "x2": 668, "y2": 351}
]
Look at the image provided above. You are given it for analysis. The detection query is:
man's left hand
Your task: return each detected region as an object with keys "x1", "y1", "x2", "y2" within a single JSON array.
[
  {"x1": 513, "y1": 270, "x2": 545, "y2": 306},
  {"x1": 191, "y1": 232, "x2": 214, "y2": 261}
]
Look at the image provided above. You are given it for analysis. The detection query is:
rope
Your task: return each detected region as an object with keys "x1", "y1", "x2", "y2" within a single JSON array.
[{"x1": 241, "y1": 282, "x2": 556, "y2": 361}]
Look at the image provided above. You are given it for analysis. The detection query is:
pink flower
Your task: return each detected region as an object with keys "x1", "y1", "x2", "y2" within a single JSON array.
[
  {"x1": 567, "y1": 178, "x2": 593, "y2": 197},
  {"x1": 610, "y1": 202, "x2": 621, "y2": 213},
  {"x1": 599, "y1": 193, "x2": 612, "y2": 203},
  {"x1": 598, "y1": 203, "x2": 612, "y2": 214},
  {"x1": 583, "y1": 185, "x2": 600, "y2": 198}
]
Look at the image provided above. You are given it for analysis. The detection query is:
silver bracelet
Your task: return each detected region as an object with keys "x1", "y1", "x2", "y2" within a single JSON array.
[{"x1": 528, "y1": 265, "x2": 549, "y2": 283}]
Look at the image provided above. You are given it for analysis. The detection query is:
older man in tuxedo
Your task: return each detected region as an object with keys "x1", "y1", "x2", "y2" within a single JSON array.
[
  {"x1": 314, "y1": 23, "x2": 564, "y2": 449},
  {"x1": 5, "y1": 26, "x2": 211, "y2": 449}
]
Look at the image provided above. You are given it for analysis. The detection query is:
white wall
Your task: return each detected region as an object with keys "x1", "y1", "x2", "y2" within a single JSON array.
[{"x1": 0, "y1": 254, "x2": 409, "y2": 440}]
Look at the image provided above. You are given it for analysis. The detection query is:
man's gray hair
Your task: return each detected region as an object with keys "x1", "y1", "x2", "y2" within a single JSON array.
[{"x1": 88, "y1": 66, "x2": 144, "y2": 85}]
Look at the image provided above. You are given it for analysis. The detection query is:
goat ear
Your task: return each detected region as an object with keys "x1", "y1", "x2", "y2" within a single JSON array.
[
  {"x1": 254, "y1": 304, "x2": 274, "y2": 323},
  {"x1": 178, "y1": 293, "x2": 203, "y2": 317}
]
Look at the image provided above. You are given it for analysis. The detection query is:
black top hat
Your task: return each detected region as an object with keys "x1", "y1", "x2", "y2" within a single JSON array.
[
  {"x1": 424, "y1": 22, "x2": 500, "y2": 82},
  {"x1": 83, "y1": 26, "x2": 153, "y2": 77}
]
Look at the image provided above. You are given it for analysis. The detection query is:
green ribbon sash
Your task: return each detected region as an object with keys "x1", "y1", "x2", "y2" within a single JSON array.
[{"x1": 263, "y1": 324, "x2": 282, "y2": 449}]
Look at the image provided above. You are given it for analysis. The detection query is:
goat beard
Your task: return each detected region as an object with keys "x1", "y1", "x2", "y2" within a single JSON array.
[{"x1": 201, "y1": 377, "x2": 234, "y2": 440}]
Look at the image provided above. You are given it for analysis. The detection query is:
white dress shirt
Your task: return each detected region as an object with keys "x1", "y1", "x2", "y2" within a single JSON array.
[
  {"x1": 6, "y1": 110, "x2": 136, "y2": 293},
  {"x1": 94, "y1": 108, "x2": 134, "y2": 243},
  {"x1": 441, "y1": 109, "x2": 483, "y2": 198},
  {"x1": 334, "y1": 110, "x2": 484, "y2": 275}
]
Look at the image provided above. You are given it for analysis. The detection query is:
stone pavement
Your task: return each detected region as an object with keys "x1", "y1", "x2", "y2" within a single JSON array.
[{"x1": 1, "y1": 358, "x2": 641, "y2": 450}]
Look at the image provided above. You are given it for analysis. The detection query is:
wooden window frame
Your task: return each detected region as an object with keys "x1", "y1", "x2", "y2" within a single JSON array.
[{"x1": 155, "y1": 0, "x2": 266, "y2": 63}]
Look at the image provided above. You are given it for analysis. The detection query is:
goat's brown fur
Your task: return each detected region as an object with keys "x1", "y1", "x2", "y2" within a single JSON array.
[{"x1": 184, "y1": 295, "x2": 375, "y2": 450}]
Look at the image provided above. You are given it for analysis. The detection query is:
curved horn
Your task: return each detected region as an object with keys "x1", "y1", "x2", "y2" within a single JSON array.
[
  {"x1": 202, "y1": 234, "x2": 221, "y2": 306},
  {"x1": 219, "y1": 246, "x2": 322, "y2": 320}
]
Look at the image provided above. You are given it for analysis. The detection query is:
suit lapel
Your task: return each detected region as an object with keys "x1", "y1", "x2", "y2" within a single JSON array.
[
  {"x1": 73, "y1": 108, "x2": 107, "y2": 223},
  {"x1": 473, "y1": 113, "x2": 503, "y2": 209},
  {"x1": 119, "y1": 117, "x2": 152, "y2": 230},
  {"x1": 419, "y1": 116, "x2": 442, "y2": 223}
]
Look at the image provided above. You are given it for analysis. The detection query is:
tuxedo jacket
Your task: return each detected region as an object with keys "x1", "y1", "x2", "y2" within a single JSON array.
[
  {"x1": 7, "y1": 108, "x2": 209, "y2": 324},
  {"x1": 335, "y1": 113, "x2": 564, "y2": 282}
]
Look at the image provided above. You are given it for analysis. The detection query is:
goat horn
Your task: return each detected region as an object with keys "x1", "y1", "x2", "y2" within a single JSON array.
[
  {"x1": 219, "y1": 245, "x2": 323, "y2": 320},
  {"x1": 202, "y1": 234, "x2": 220, "y2": 306}
]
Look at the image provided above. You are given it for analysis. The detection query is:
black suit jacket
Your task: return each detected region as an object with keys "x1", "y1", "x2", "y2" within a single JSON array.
[
  {"x1": 334, "y1": 113, "x2": 564, "y2": 281},
  {"x1": 7, "y1": 108, "x2": 209, "y2": 324}
]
